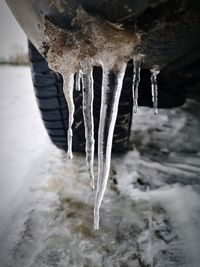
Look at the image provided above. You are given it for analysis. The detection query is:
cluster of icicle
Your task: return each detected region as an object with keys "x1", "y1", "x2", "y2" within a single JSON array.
[
  {"x1": 132, "y1": 56, "x2": 160, "y2": 114},
  {"x1": 43, "y1": 7, "x2": 160, "y2": 230},
  {"x1": 63, "y1": 57, "x2": 160, "y2": 230}
]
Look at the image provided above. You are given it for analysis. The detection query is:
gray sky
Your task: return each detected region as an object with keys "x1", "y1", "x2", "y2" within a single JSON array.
[{"x1": 0, "y1": 0, "x2": 27, "y2": 60}]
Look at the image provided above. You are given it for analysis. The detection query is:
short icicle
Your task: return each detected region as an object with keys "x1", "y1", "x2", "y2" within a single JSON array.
[
  {"x1": 132, "y1": 56, "x2": 141, "y2": 113},
  {"x1": 62, "y1": 73, "x2": 75, "y2": 159},
  {"x1": 81, "y1": 67, "x2": 95, "y2": 190},
  {"x1": 75, "y1": 70, "x2": 81, "y2": 91},
  {"x1": 150, "y1": 66, "x2": 160, "y2": 114},
  {"x1": 94, "y1": 62, "x2": 127, "y2": 230}
]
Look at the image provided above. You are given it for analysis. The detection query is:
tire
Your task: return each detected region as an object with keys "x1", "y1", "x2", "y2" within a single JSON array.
[{"x1": 28, "y1": 42, "x2": 133, "y2": 152}]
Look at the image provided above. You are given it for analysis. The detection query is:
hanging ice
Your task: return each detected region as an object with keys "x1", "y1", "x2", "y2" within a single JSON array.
[
  {"x1": 132, "y1": 57, "x2": 141, "y2": 113},
  {"x1": 81, "y1": 66, "x2": 95, "y2": 190},
  {"x1": 62, "y1": 73, "x2": 75, "y2": 159},
  {"x1": 75, "y1": 71, "x2": 81, "y2": 91},
  {"x1": 150, "y1": 67, "x2": 160, "y2": 114},
  {"x1": 94, "y1": 63, "x2": 127, "y2": 230},
  {"x1": 43, "y1": 7, "x2": 140, "y2": 229}
]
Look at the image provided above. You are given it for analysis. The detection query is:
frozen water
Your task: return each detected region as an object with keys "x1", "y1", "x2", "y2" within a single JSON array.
[
  {"x1": 1, "y1": 66, "x2": 200, "y2": 266},
  {"x1": 75, "y1": 71, "x2": 81, "y2": 92},
  {"x1": 81, "y1": 66, "x2": 95, "y2": 189},
  {"x1": 94, "y1": 63, "x2": 126, "y2": 230},
  {"x1": 43, "y1": 8, "x2": 140, "y2": 228},
  {"x1": 62, "y1": 73, "x2": 75, "y2": 159},
  {"x1": 132, "y1": 56, "x2": 141, "y2": 113},
  {"x1": 150, "y1": 66, "x2": 160, "y2": 114}
]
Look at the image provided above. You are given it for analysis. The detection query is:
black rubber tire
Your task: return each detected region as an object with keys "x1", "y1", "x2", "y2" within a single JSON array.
[{"x1": 28, "y1": 42, "x2": 133, "y2": 152}]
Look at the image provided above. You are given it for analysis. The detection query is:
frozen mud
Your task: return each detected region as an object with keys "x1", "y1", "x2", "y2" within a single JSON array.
[{"x1": 0, "y1": 66, "x2": 200, "y2": 266}]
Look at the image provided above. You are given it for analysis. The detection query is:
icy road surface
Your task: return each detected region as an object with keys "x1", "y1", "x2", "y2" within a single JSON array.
[{"x1": 0, "y1": 65, "x2": 200, "y2": 267}]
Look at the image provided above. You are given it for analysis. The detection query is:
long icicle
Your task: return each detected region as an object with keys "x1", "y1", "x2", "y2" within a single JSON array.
[
  {"x1": 62, "y1": 73, "x2": 75, "y2": 159},
  {"x1": 82, "y1": 67, "x2": 95, "y2": 190},
  {"x1": 150, "y1": 67, "x2": 160, "y2": 114},
  {"x1": 94, "y1": 63, "x2": 126, "y2": 230},
  {"x1": 132, "y1": 57, "x2": 141, "y2": 113}
]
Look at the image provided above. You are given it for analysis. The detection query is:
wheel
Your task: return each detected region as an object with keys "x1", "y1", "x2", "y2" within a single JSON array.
[{"x1": 28, "y1": 42, "x2": 133, "y2": 152}]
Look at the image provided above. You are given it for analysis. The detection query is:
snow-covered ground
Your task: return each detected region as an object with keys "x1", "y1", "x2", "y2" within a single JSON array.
[{"x1": 0, "y1": 65, "x2": 200, "y2": 267}]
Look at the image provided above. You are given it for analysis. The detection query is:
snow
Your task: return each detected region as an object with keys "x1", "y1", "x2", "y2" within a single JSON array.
[
  {"x1": 0, "y1": 65, "x2": 200, "y2": 266},
  {"x1": 0, "y1": 66, "x2": 49, "y2": 214}
]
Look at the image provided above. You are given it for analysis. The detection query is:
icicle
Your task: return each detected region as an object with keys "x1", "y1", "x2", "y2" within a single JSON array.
[
  {"x1": 62, "y1": 73, "x2": 75, "y2": 159},
  {"x1": 81, "y1": 67, "x2": 95, "y2": 190},
  {"x1": 75, "y1": 71, "x2": 81, "y2": 91},
  {"x1": 94, "y1": 63, "x2": 127, "y2": 230},
  {"x1": 132, "y1": 57, "x2": 141, "y2": 113},
  {"x1": 150, "y1": 66, "x2": 160, "y2": 115}
]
